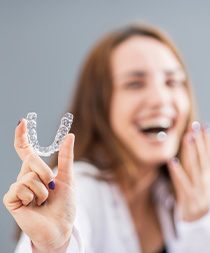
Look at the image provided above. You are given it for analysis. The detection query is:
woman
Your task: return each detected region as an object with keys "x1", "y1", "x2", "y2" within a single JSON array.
[{"x1": 4, "y1": 23, "x2": 210, "y2": 253}]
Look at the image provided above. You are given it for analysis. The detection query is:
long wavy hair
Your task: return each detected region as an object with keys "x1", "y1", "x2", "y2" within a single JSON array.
[{"x1": 50, "y1": 23, "x2": 196, "y2": 187}]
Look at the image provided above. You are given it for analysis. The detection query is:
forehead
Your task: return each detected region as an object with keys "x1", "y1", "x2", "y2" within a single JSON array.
[{"x1": 111, "y1": 36, "x2": 182, "y2": 75}]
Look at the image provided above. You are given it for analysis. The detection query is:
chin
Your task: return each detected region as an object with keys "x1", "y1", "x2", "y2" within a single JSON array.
[{"x1": 135, "y1": 148, "x2": 178, "y2": 167}]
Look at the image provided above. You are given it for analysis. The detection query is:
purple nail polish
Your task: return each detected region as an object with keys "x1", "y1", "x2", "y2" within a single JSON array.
[
  {"x1": 17, "y1": 119, "x2": 22, "y2": 126},
  {"x1": 171, "y1": 157, "x2": 179, "y2": 165},
  {"x1": 48, "y1": 180, "x2": 55, "y2": 190}
]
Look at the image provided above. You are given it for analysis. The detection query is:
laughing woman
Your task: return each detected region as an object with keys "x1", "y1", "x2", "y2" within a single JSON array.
[{"x1": 4, "y1": 24, "x2": 210, "y2": 253}]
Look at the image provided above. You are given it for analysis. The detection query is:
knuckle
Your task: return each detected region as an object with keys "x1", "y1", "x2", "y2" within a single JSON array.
[
  {"x1": 3, "y1": 193, "x2": 9, "y2": 206},
  {"x1": 21, "y1": 172, "x2": 40, "y2": 189},
  {"x1": 25, "y1": 191, "x2": 34, "y2": 202},
  {"x1": 39, "y1": 184, "x2": 48, "y2": 195},
  {"x1": 9, "y1": 182, "x2": 24, "y2": 196},
  {"x1": 14, "y1": 140, "x2": 17, "y2": 150},
  {"x1": 23, "y1": 155, "x2": 54, "y2": 184},
  {"x1": 15, "y1": 183, "x2": 24, "y2": 195},
  {"x1": 9, "y1": 182, "x2": 18, "y2": 191},
  {"x1": 14, "y1": 139, "x2": 27, "y2": 151},
  {"x1": 39, "y1": 165, "x2": 54, "y2": 184},
  {"x1": 20, "y1": 171, "x2": 37, "y2": 184},
  {"x1": 44, "y1": 170, "x2": 54, "y2": 183},
  {"x1": 24, "y1": 153, "x2": 36, "y2": 165},
  {"x1": 14, "y1": 136, "x2": 20, "y2": 149},
  {"x1": 40, "y1": 188, "x2": 49, "y2": 202},
  {"x1": 27, "y1": 171, "x2": 38, "y2": 181},
  {"x1": 42, "y1": 185, "x2": 49, "y2": 196},
  {"x1": 16, "y1": 171, "x2": 38, "y2": 187},
  {"x1": 21, "y1": 193, "x2": 34, "y2": 206}
]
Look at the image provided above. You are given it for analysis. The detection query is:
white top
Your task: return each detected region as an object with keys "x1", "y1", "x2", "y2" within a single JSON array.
[{"x1": 15, "y1": 161, "x2": 210, "y2": 253}]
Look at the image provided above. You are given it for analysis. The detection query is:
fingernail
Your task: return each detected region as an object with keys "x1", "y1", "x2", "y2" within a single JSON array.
[
  {"x1": 204, "y1": 122, "x2": 210, "y2": 132},
  {"x1": 48, "y1": 180, "x2": 55, "y2": 190},
  {"x1": 17, "y1": 119, "x2": 22, "y2": 126},
  {"x1": 192, "y1": 121, "x2": 201, "y2": 133},
  {"x1": 170, "y1": 157, "x2": 179, "y2": 166}
]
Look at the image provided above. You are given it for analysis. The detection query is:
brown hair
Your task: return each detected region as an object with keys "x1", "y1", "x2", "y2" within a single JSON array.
[{"x1": 50, "y1": 23, "x2": 196, "y2": 185}]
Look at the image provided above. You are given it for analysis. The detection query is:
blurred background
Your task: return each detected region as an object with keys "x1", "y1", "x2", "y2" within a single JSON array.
[{"x1": 1, "y1": 1, "x2": 210, "y2": 252}]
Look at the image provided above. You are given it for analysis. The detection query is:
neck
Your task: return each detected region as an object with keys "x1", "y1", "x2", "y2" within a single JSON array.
[{"x1": 123, "y1": 162, "x2": 161, "y2": 212}]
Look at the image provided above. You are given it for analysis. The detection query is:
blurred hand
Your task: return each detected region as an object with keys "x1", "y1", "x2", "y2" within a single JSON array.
[
  {"x1": 3, "y1": 119, "x2": 76, "y2": 252},
  {"x1": 168, "y1": 122, "x2": 210, "y2": 221}
]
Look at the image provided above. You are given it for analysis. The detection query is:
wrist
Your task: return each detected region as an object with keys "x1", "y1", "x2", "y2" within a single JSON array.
[{"x1": 32, "y1": 238, "x2": 70, "y2": 253}]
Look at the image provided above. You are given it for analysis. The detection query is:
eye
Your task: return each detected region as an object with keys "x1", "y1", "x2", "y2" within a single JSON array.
[
  {"x1": 125, "y1": 80, "x2": 145, "y2": 89},
  {"x1": 166, "y1": 79, "x2": 184, "y2": 87}
]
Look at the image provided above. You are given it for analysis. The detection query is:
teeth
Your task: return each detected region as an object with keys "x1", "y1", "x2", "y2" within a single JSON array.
[{"x1": 140, "y1": 119, "x2": 172, "y2": 130}]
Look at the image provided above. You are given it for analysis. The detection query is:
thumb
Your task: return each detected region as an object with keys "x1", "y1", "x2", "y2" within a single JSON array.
[{"x1": 57, "y1": 133, "x2": 75, "y2": 184}]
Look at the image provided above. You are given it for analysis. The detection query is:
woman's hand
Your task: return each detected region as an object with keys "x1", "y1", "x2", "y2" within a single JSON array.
[
  {"x1": 3, "y1": 119, "x2": 76, "y2": 252},
  {"x1": 168, "y1": 122, "x2": 210, "y2": 222}
]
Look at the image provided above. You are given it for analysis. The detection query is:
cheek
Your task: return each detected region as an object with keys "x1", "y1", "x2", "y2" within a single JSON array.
[
  {"x1": 110, "y1": 93, "x2": 137, "y2": 136},
  {"x1": 110, "y1": 95, "x2": 129, "y2": 131},
  {"x1": 176, "y1": 90, "x2": 190, "y2": 119}
]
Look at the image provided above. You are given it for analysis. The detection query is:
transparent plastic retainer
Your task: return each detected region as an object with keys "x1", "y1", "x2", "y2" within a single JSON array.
[{"x1": 26, "y1": 112, "x2": 73, "y2": 157}]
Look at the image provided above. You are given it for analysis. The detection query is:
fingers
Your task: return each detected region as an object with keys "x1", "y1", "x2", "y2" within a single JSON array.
[
  {"x1": 203, "y1": 125, "x2": 210, "y2": 155},
  {"x1": 168, "y1": 158, "x2": 191, "y2": 201},
  {"x1": 19, "y1": 172, "x2": 49, "y2": 206},
  {"x1": 3, "y1": 183, "x2": 33, "y2": 210},
  {"x1": 14, "y1": 119, "x2": 34, "y2": 161},
  {"x1": 181, "y1": 131, "x2": 200, "y2": 184},
  {"x1": 170, "y1": 121, "x2": 210, "y2": 196},
  {"x1": 17, "y1": 153, "x2": 55, "y2": 187},
  {"x1": 15, "y1": 120, "x2": 75, "y2": 186},
  {"x1": 4, "y1": 152, "x2": 54, "y2": 211},
  {"x1": 4, "y1": 172, "x2": 49, "y2": 211},
  {"x1": 180, "y1": 121, "x2": 210, "y2": 182},
  {"x1": 168, "y1": 121, "x2": 210, "y2": 221},
  {"x1": 57, "y1": 134, "x2": 75, "y2": 184},
  {"x1": 191, "y1": 122, "x2": 209, "y2": 172}
]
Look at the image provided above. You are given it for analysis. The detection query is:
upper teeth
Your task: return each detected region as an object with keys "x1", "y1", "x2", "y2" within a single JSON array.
[{"x1": 139, "y1": 119, "x2": 172, "y2": 130}]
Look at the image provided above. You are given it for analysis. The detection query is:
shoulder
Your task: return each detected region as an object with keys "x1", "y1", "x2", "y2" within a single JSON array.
[
  {"x1": 73, "y1": 160, "x2": 100, "y2": 177},
  {"x1": 73, "y1": 161, "x2": 103, "y2": 188},
  {"x1": 72, "y1": 161, "x2": 114, "y2": 206}
]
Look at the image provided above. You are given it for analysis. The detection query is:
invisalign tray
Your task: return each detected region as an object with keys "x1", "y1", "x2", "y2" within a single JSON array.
[{"x1": 26, "y1": 112, "x2": 73, "y2": 157}]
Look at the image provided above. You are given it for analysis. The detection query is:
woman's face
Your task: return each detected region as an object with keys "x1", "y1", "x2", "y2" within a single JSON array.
[{"x1": 110, "y1": 36, "x2": 190, "y2": 167}]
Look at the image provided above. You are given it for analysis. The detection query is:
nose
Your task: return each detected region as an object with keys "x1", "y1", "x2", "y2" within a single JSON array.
[{"x1": 146, "y1": 76, "x2": 172, "y2": 109}]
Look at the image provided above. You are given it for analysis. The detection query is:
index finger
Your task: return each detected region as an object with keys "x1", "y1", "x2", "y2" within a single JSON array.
[{"x1": 14, "y1": 119, "x2": 34, "y2": 161}]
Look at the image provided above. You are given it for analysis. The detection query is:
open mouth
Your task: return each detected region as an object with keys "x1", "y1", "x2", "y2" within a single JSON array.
[{"x1": 136, "y1": 119, "x2": 175, "y2": 142}]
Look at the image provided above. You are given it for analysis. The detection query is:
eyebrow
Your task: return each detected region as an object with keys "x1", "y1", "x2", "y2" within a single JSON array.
[
  {"x1": 120, "y1": 68, "x2": 186, "y2": 79},
  {"x1": 122, "y1": 71, "x2": 147, "y2": 78},
  {"x1": 164, "y1": 68, "x2": 185, "y2": 76}
]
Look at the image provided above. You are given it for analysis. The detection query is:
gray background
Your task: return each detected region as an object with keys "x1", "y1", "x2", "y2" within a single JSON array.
[{"x1": 1, "y1": 1, "x2": 210, "y2": 252}]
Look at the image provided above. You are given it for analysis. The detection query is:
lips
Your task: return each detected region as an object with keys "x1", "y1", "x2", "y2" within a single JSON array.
[
  {"x1": 140, "y1": 118, "x2": 172, "y2": 132},
  {"x1": 135, "y1": 118, "x2": 175, "y2": 142}
]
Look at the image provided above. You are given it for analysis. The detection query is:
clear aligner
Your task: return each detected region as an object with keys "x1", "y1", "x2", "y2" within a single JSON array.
[
  {"x1": 26, "y1": 112, "x2": 73, "y2": 157},
  {"x1": 157, "y1": 131, "x2": 167, "y2": 142}
]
